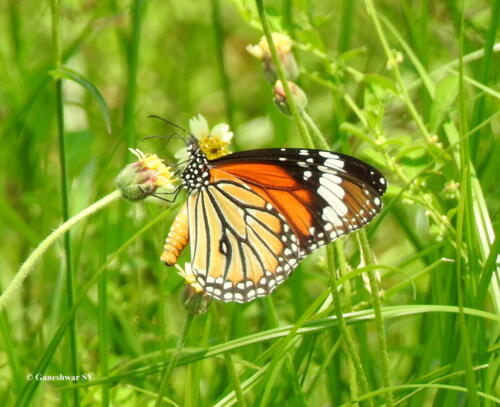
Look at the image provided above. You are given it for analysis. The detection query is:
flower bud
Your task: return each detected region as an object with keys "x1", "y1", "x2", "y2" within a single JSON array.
[
  {"x1": 386, "y1": 49, "x2": 404, "y2": 70},
  {"x1": 273, "y1": 80, "x2": 308, "y2": 115},
  {"x1": 176, "y1": 264, "x2": 211, "y2": 314},
  {"x1": 247, "y1": 33, "x2": 299, "y2": 83},
  {"x1": 182, "y1": 285, "x2": 212, "y2": 315},
  {"x1": 116, "y1": 149, "x2": 175, "y2": 201}
]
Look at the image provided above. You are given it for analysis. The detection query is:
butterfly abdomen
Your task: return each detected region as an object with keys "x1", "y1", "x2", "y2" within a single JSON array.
[{"x1": 161, "y1": 202, "x2": 189, "y2": 266}]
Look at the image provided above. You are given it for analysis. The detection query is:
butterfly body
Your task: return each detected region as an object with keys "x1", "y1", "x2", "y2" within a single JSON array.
[{"x1": 162, "y1": 142, "x2": 386, "y2": 303}]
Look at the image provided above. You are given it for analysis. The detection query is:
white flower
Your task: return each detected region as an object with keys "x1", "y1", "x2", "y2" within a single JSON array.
[
  {"x1": 181, "y1": 114, "x2": 233, "y2": 160},
  {"x1": 211, "y1": 123, "x2": 233, "y2": 143},
  {"x1": 189, "y1": 114, "x2": 210, "y2": 139}
]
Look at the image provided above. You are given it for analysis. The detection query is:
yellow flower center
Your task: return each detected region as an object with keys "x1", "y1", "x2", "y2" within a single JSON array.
[{"x1": 198, "y1": 135, "x2": 231, "y2": 160}]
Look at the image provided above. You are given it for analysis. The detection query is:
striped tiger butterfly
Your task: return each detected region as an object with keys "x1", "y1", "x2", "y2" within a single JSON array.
[{"x1": 161, "y1": 138, "x2": 386, "y2": 303}]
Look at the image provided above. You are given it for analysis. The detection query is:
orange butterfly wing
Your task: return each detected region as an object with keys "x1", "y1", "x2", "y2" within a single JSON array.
[
  {"x1": 212, "y1": 153, "x2": 384, "y2": 256},
  {"x1": 186, "y1": 172, "x2": 302, "y2": 302}
]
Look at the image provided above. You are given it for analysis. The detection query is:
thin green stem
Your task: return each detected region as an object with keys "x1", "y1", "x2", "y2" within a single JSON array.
[
  {"x1": 469, "y1": 0, "x2": 499, "y2": 159},
  {"x1": 364, "y1": 0, "x2": 432, "y2": 144},
  {"x1": 338, "y1": 0, "x2": 354, "y2": 53},
  {"x1": 255, "y1": 0, "x2": 313, "y2": 149},
  {"x1": 455, "y1": 5, "x2": 480, "y2": 405},
  {"x1": 327, "y1": 245, "x2": 373, "y2": 407},
  {"x1": 358, "y1": 230, "x2": 394, "y2": 407},
  {"x1": 56, "y1": 77, "x2": 80, "y2": 406},
  {"x1": 301, "y1": 111, "x2": 329, "y2": 149},
  {"x1": 98, "y1": 214, "x2": 110, "y2": 407},
  {"x1": 0, "y1": 311, "x2": 23, "y2": 394},
  {"x1": 223, "y1": 352, "x2": 246, "y2": 407},
  {"x1": 51, "y1": 1, "x2": 79, "y2": 403},
  {"x1": 123, "y1": 0, "x2": 147, "y2": 150},
  {"x1": 0, "y1": 190, "x2": 122, "y2": 312},
  {"x1": 155, "y1": 313, "x2": 194, "y2": 407},
  {"x1": 214, "y1": 303, "x2": 246, "y2": 407},
  {"x1": 210, "y1": 0, "x2": 235, "y2": 132}
]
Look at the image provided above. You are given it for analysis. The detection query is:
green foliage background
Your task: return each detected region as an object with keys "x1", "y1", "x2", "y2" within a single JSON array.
[{"x1": 0, "y1": 0, "x2": 498, "y2": 406}]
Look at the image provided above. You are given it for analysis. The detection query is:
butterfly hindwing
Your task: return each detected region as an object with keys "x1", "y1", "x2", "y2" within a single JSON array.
[{"x1": 188, "y1": 176, "x2": 301, "y2": 303}]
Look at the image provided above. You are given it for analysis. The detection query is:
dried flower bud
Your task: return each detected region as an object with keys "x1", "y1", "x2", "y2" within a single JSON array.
[
  {"x1": 176, "y1": 264, "x2": 211, "y2": 314},
  {"x1": 182, "y1": 285, "x2": 212, "y2": 315},
  {"x1": 273, "y1": 80, "x2": 308, "y2": 115},
  {"x1": 247, "y1": 33, "x2": 299, "y2": 83},
  {"x1": 116, "y1": 149, "x2": 176, "y2": 201}
]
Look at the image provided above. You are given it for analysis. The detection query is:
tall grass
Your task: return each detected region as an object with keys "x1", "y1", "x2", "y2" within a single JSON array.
[{"x1": 0, "y1": 1, "x2": 498, "y2": 406}]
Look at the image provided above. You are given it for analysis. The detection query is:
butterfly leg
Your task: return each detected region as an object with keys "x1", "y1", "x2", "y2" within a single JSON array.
[{"x1": 161, "y1": 201, "x2": 189, "y2": 266}]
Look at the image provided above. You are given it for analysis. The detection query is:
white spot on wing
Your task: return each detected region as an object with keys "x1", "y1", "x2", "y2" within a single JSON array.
[
  {"x1": 319, "y1": 152, "x2": 344, "y2": 169},
  {"x1": 324, "y1": 158, "x2": 345, "y2": 169},
  {"x1": 322, "y1": 206, "x2": 344, "y2": 226},
  {"x1": 322, "y1": 173, "x2": 342, "y2": 184},
  {"x1": 318, "y1": 186, "x2": 348, "y2": 217}
]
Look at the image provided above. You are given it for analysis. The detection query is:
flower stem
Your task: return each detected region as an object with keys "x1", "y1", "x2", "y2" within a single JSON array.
[
  {"x1": 327, "y1": 245, "x2": 373, "y2": 407},
  {"x1": 0, "y1": 190, "x2": 122, "y2": 313},
  {"x1": 364, "y1": 0, "x2": 431, "y2": 144},
  {"x1": 223, "y1": 351, "x2": 246, "y2": 407},
  {"x1": 301, "y1": 111, "x2": 329, "y2": 150},
  {"x1": 210, "y1": 0, "x2": 235, "y2": 132},
  {"x1": 255, "y1": 0, "x2": 314, "y2": 149},
  {"x1": 215, "y1": 304, "x2": 247, "y2": 407},
  {"x1": 155, "y1": 312, "x2": 194, "y2": 407},
  {"x1": 51, "y1": 0, "x2": 79, "y2": 402},
  {"x1": 358, "y1": 230, "x2": 394, "y2": 407},
  {"x1": 123, "y1": 0, "x2": 147, "y2": 150}
]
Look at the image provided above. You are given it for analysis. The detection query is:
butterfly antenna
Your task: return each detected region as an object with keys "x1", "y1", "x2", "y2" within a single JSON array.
[
  {"x1": 141, "y1": 133, "x2": 185, "y2": 142},
  {"x1": 148, "y1": 115, "x2": 195, "y2": 146}
]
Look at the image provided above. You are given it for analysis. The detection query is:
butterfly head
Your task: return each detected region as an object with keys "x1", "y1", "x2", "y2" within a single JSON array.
[{"x1": 181, "y1": 140, "x2": 210, "y2": 192}]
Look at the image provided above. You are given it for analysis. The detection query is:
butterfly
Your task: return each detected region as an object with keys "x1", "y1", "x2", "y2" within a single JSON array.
[{"x1": 161, "y1": 140, "x2": 386, "y2": 303}]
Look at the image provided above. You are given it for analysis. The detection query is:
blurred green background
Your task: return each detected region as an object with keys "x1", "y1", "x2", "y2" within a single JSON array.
[{"x1": 0, "y1": 0, "x2": 498, "y2": 406}]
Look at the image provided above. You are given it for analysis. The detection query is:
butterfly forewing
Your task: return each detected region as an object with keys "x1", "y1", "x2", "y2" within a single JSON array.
[{"x1": 211, "y1": 148, "x2": 386, "y2": 256}]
